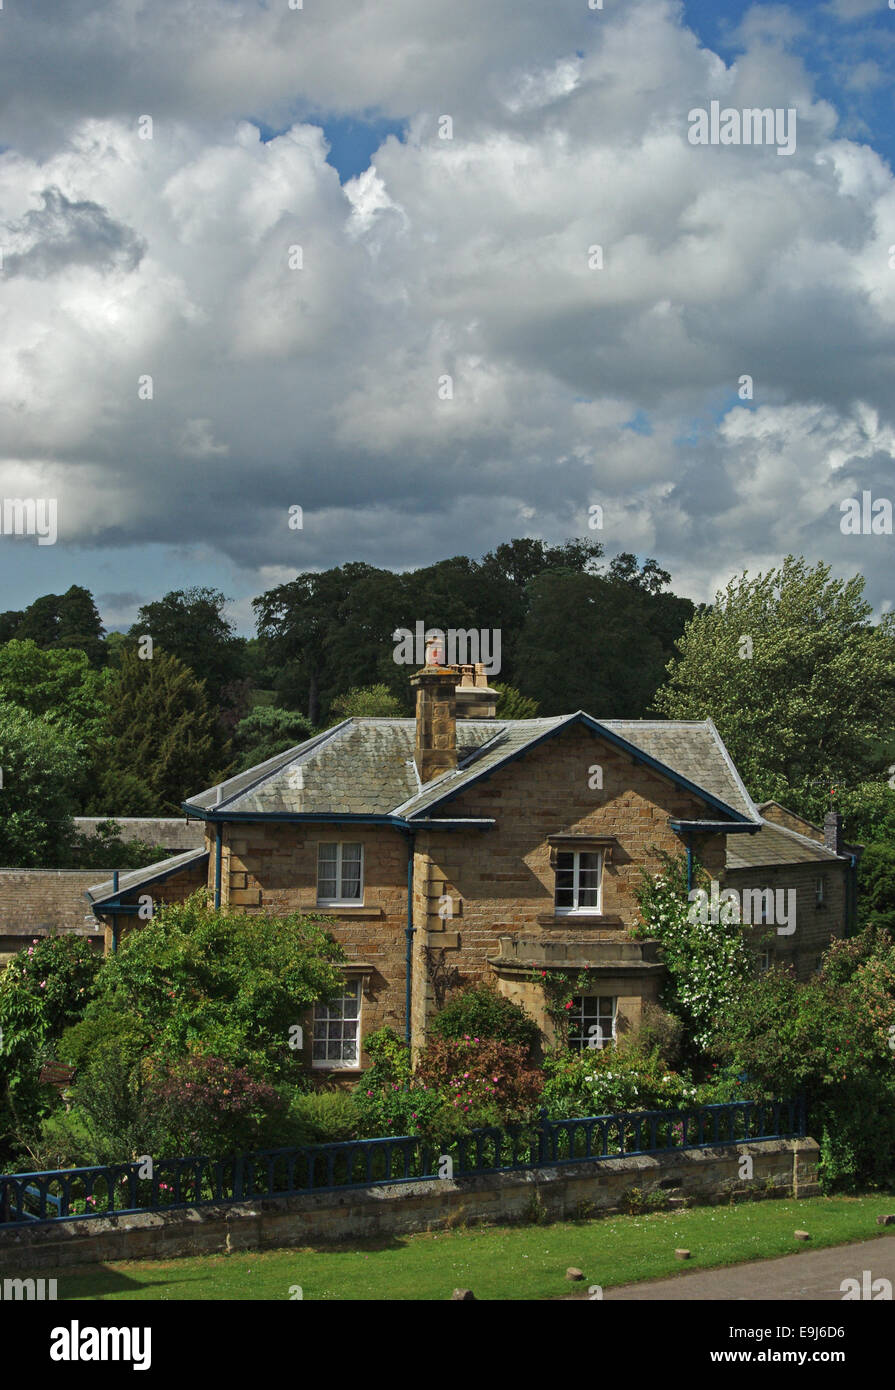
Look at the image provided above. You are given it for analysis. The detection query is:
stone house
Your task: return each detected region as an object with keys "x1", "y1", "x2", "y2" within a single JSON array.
[{"x1": 83, "y1": 663, "x2": 857, "y2": 1075}]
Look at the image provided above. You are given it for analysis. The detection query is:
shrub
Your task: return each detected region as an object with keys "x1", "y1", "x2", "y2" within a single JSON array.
[
  {"x1": 716, "y1": 927, "x2": 895, "y2": 1190},
  {"x1": 0, "y1": 934, "x2": 100, "y2": 1165},
  {"x1": 64, "y1": 1052, "x2": 289, "y2": 1162},
  {"x1": 428, "y1": 985, "x2": 541, "y2": 1057},
  {"x1": 633, "y1": 850, "x2": 755, "y2": 1056},
  {"x1": 619, "y1": 1003, "x2": 685, "y2": 1070},
  {"x1": 282, "y1": 1090, "x2": 361, "y2": 1145},
  {"x1": 541, "y1": 1046, "x2": 698, "y2": 1120},
  {"x1": 363, "y1": 1026, "x2": 412, "y2": 1086},
  {"x1": 352, "y1": 1076, "x2": 446, "y2": 1141}
]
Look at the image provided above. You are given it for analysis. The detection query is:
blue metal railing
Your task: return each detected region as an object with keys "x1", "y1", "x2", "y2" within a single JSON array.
[{"x1": 0, "y1": 1097, "x2": 805, "y2": 1227}]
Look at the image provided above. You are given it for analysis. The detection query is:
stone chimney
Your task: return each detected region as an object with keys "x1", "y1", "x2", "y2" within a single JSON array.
[
  {"x1": 454, "y1": 663, "x2": 500, "y2": 719},
  {"x1": 411, "y1": 659, "x2": 458, "y2": 784},
  {"x1": 824, "y1": 810, "x2": 844, "y2": 854}
]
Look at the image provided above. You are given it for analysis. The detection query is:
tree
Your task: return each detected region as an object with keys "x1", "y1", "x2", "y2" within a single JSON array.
[
  {"x1": 253, "y1": 540, "x2": 613, "y2": 722},
  {"x1": 492, "y1": 684, "x2": 540, "y2": 719},
  {"x1": 0, "y1": 640, "x2": 111, "y2": 813},
  {"x1": 0, "y1": 640, "x2": 108, "y2": 742},
  {"x1": 129, "y1": 587, "x2": 246, "y2": 706},
  {"x1": 12, "y1": 586, "x2": 106, "y2": 667},
  {"x1": 654, "y1": 557, "x2": 895, "y2": 817},
  {"x1": 858, "y1": 841, "x2": 895, "y2": 935},
  {"x1": 514, "y1": 569, "x2": 683, "y2": 716},
  {"x1": 99, "y1": 650, "x2": 224, "y2": 813},
  {"x1": 255, "y1": 565, "x2": 369, "y2": 725},
  {"x1": 0, "y1": 702, "x2": 84, "y2": 865},
  {"x1": 329, "y1": 685, "x2": 406, "y2": 720},
  {"x1": 233, "y1": 706, "x2": 314, "y2": 771}
]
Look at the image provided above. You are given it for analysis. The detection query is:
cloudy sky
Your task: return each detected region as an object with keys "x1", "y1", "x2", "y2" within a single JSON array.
[{"x1": 1, "y1": 0, "x2": 894, "y2": 633}]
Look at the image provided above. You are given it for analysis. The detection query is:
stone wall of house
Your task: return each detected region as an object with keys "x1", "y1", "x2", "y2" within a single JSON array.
[
  {"x1": 219, "y1": 822, "x2": 411, "y2": 1067},
  {"x1": 0, "y1": 1139, "x2": 820, "y2": 1271},
  {"x1": 757, "y1": 804, "x2": 825, "y2": 842},
  {"x1": 725, "y1": 861, "x2": 847, "y2": 981},
  {"x1": 412, "y1": 724, "x2": 728, "y2": 1047},
  {"x1": 0, "y1": 871, "x2": 106, "y2": 965}
]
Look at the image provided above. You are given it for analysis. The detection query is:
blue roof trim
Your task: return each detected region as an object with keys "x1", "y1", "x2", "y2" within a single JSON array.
[
  {"x1": 406, "y1": 712, "x2": 756, "y2": 824},
  {"x1": 180, "y1": 806, "x2": 493, "y2": 832}
]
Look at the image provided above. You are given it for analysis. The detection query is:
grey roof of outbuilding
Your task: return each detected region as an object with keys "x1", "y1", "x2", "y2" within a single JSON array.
[
  {"x1": 74, "y1": 817, "x2": 205, "y2": 850},
  {"x1": 726, "y1": 819, "x2": 847, "y2": 870},
  {"x1": 182, "y1": 714, "x2": 760, "y2": 825}
]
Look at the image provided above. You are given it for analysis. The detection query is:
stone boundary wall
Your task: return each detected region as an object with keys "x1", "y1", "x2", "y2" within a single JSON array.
[{"x1": 0, "y1": 1139, "x2": 820, "y2": 1272}]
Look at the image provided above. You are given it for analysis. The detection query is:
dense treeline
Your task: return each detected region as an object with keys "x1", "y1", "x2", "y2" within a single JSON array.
[
  {"x1": 0, "y1": 540, "x2": 694, "y2": 861},
  {"x1": 4, "y1": 547, "x2": 895, "y2": 939}
]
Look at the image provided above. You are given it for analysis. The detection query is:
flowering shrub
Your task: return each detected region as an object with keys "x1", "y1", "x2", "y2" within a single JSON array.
[
  {"x1": 351, "y1": 1076, "x2": 447, "y2": 1140},
  {"x1": 541, "y1": 1046, "x2": 698, "y2": 1120},
  {"x1": 633, "y1": 850, "x2": 754, "y2": 1054},
  {"x1": 416, "y1": 1037, "x2": 544, "y2": 1121}
]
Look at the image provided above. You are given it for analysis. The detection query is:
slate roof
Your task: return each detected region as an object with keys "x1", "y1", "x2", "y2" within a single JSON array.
[
  {"x1": 726, "y1": 819, "x2": 847, "y2": 871},
  {"x1": 182, "y1": 714, "x2": 760, "y2": 826},
  {"x1": 601, "y1": 719, "x2": 759, "y2": 823},
  {"x1": 86, "y1": 848, "x2": 209, "y2": 909}
]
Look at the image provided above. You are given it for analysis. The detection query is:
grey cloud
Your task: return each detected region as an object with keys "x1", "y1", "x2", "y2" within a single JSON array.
[{"x1": 2, "y1": 187, "x2": 145, "y2": 278}]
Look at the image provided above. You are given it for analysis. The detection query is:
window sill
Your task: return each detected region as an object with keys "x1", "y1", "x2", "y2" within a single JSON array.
[
  {"x1": 538, "y1": 913, "x2": 623, "y2": 927},
  {"x1": 314, "y1": 905, "x2": 383, "y2": 917}
]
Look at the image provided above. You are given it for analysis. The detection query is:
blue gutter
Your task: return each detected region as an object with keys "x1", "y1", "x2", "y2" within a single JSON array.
[
  {"x1": 669, "y1": 819, "x2": 761, "y2": 834},
  {"x1": 182, "y1": 805, "x2": 493, "y2": 831},
  {"x1": 685, "y1": 842, "x2": 693, "y2": 894},
  {"x1": 404, "y1": 832, "x2": 415, "y2": 1047}
]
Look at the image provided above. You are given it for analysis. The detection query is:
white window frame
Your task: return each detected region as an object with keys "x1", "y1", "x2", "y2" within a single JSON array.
[
  {"x1": 311, "y1": 979, "x2": 362, "y2": 1070},
  {"x1": 554, "y1": 849, "x2": 602, "y2": 915},
  {"x1": 568, "y1": 995, "x2": 616, "y2": 1052},
  {"x1": 757, "y1": 948, "x2": 773, "y2": 974},
  {"x1": 815, "y1": 876, "x2": 826, "y2": 907},
  {"x1": 316, "y1": 842, "x2": 364, "y2": 906}
]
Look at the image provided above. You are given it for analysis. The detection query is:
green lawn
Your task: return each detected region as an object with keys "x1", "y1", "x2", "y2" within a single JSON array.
[{"x1": 8, "y1": 1193, "x2": 895, "y2": 1301}]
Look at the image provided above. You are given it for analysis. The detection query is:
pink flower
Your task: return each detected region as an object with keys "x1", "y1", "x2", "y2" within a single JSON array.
[{"x1": 40, "y1": 981, "x2": 47, "y2": 989}]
